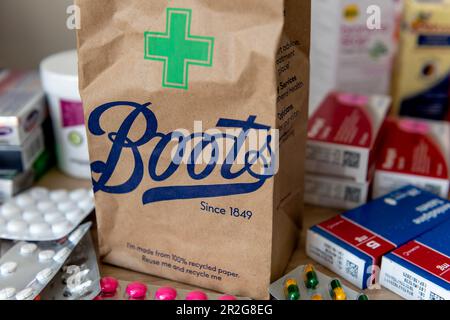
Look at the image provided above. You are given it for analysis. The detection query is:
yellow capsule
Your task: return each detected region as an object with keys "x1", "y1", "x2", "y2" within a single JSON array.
[
  {"x1": 332, "y1": 288, "x2": 346, "y2": 300},
  {"x1": 311, "y1": 293, "x2": 323, "y2": 300},
  {"x1": 285, "y1": 278, "x2": 297, "y2": 287}
]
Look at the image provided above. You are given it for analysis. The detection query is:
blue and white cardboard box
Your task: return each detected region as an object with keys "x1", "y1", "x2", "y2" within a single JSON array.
[
  {"x1": 307, "y1": 185, "x2": 450, "y2": 289},
  {"x1": 380, "y1": 219, "x2": 450, "y2": 300}
]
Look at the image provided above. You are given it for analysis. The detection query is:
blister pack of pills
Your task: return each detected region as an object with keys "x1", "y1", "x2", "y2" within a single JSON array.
[
  {"x1": 269, "y1": 265, "x2": 368, "y2": 301},
  {"x1": 96, "y1": 278, "x2": 249, "y2": 301},
  {"x1": 0, "y1": 187, "x2": 94, "y2": 241},
  {"x1": 40, "y1": 230, "x2": 101, "y2": 300},
  {"x1": 0, "y1": 222, "x2": 91, "y2": 300}
]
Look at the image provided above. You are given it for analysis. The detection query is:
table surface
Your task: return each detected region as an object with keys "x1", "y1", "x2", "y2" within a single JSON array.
[{"x1": 36, "y1": 168, "x2": 400, "y2": 300}]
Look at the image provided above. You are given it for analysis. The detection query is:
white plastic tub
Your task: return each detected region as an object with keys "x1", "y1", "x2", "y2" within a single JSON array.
[{"x1": 40, "y1": 50, "x2": 91, "y2": 179}]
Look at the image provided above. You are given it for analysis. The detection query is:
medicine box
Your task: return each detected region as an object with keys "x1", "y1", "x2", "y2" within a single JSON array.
[
  {"x1": 0, "y1": 127, "x2": 44, "y2": 174},
  {"x1": 393, "y1": 0, "x2": 450, "y2": 120},
  {"x1": 306, "y1": 92, "x2": 391, "y2": 183},
  {"x1": 0, "y1": 170, "x2": 34, "y2": 203},
  {"x1": 310, "y1": 0, "x2": 397, "y2": 113},
  {"x1": 373, "y1": 118, "x2": 450, "y2": 199},
  {"x1": 304, "y1": 174, "x2": 370, "y2": 210},
  {"x1": 380, "y1": 219, "x2": 450, "y2": 300},
  {"x1": 0, "y1": 70, "x2": 46, "y2": 146},
  {"x1": 306, "y1": 185, "x2": 450, "y2": 289}
]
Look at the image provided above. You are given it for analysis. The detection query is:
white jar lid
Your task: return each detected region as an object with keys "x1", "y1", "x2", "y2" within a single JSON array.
[{"x1": 40, "y1": 50, "x2": 80, "y2": 100}]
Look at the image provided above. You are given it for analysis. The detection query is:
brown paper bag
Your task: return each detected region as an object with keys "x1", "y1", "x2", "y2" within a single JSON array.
[{"x1": 76, "y1": 0, "x2": 310, "y2": 299}]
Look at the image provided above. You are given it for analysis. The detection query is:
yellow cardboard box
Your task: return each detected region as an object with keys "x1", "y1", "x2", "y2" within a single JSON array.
[{"x1": 393, "y1": 0, "x2": 450, "y2": 121}]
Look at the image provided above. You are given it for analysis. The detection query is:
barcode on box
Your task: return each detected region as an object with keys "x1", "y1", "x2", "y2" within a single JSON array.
[
  {"x1": 343, "y1": 151, "x2": 361, "y2": 168},
  {"x1": 345, "y1": 260, "x2": 359, "y2": 279},
  {"x1": 344, "y1": 187, "x2": 361, "y2": 203},
  {"x1": 430, "y1": 292, "x2": 444, "y2": 300}
]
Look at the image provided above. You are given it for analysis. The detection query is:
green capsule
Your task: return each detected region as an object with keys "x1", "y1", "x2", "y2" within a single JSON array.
[
  {"x1": 303, "y1": 264, "x2": 319, "y2": 289},
  {"x1": 358, "y1": 294, "x2": 369, "y2": 301},
  {"x1": 284, "y1": 279, "x2": 300, "y2": 300}
]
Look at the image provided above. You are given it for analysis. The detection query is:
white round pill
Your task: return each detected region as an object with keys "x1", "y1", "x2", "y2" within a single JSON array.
[
  {"x1": 37, "y1": 201, "x2": 56, "y2": 212},
  {"x1": 38, "y1": 250, "x2": 55, "y2": 262},
  {"x1": 7, "y1": 220, "x2": 28, "y2": 234},
  {"x1": 36, "y1": 268, "x2": 53, "y2": 284},
  {"x1": 1, "y1": 262, "x2": 18, "y2": 276},
  {"x1": 29, "y1": 187, "x2": 49, "y2": 200},
  {"x1": 49, "y1": 190, "x2": 69, "y2": 202},
  {"x1": 58, "y1": 201, "x2": 77, "y2": 212},
  {"x1": 20, "y1": 243, "x2": 38, "y2": 255},
  {"x1": 65, "y1": 209, "x2": 83, "y2": 223},
  {"x1": 44, "y1": 212, "x2": 65, "y2": 224},
  {"x1": 15, "y1": 194, "x2": 34, "y2": 208},
  {"x1": 15, "y1": 288, "x2": 35, "y2": 300},
  {"x1": 22, "y1": 210, "x2": 43, "y2": 223},
  {"x1": 29, "y1": 222, "x2": 51, "y2": 236},
  {"x1": 78, "y1": 198, "x2": 94, "y2": 212},
  {"x1": 0, "y1": 287, "x2": 16, "y2": 300},
  {"x1": 53, "y1": 247, "x2": 71, "y2": 263},
  {"x1": 52, "y1": 221, "x2": 73, "y2": 236},
  {"x1": 1, "y1": 204, "x2": 21, "y2": 219},
  {"x1": 69, "y1": 189, "x2": 89, "y2": 202}
]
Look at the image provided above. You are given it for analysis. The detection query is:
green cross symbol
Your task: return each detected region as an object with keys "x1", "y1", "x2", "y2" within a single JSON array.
[{"x1": 145, "y1": 8, "x2": 215, "y2": 90}]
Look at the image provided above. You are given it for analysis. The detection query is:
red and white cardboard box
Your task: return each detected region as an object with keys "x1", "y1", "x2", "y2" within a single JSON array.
[
  {"x1": 380, "y1": 219, "x2": 450, "y2": 300},
  {"x1": 304, "y1": 174, "x2": 370, "y2": 210},
  {"x1": 306, "y1": 92, "x2": 391, "y2": 183},
  {"x1": 373, "y1": 118, "x2": 450, "y2": 199}
]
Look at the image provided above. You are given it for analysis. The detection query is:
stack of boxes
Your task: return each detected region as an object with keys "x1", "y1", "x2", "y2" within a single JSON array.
[
  {"x1": 305, "y1": 92, "x2": 391, "y2": 209},
  {"x1": 0, "y1": 70, "x2": 52, "y2": 203},
  {"x1": 306, "y1": 0, "x2": 450, "y2": 300},
  {"x1": 307, "y1": 185, "x2": 450, "y2": 291}
]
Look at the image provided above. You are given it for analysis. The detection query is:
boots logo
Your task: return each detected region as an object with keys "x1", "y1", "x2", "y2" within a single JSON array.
[
  {"x1": 88, "y1": 101, "x2": 278, "y2": 204},
  {"x1": 145, "y1": 8, "x2": 215, "y2": 90}
]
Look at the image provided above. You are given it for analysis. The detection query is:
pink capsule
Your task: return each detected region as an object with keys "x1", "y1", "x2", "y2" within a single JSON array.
[
  {"x1": 219, "y1": 295, "x2": 237, "y2": 300},
  {"x1": 100, "y1": 277, "x2": 119, "y2": 297},
  {"x1": 186, "y1": 290, "x2": 208, "y2": 300},
  {"x1": 126, "y1": 282, "x2": 148, "y2": 300},
  {"x1": 155, "y1": 286, "x2": 177, "y2": 300}
]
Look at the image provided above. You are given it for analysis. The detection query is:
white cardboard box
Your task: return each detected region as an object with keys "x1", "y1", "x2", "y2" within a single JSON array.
[
  {"x1": 0, "y1": 70, "x2": 46, "y2": 146},
  {"x1": 310, "y1": 0, "x2": 397, "y2": 114}
]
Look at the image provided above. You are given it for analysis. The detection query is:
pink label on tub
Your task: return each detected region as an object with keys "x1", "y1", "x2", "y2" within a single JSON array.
[{"x1": 60, "y1": 99, "x2": 84, "y2": 128}]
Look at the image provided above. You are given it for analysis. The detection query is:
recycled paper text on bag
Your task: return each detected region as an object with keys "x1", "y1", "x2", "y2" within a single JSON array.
[{"x1": 76, "y1": 0, "x2": 310, "y2": 299}]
